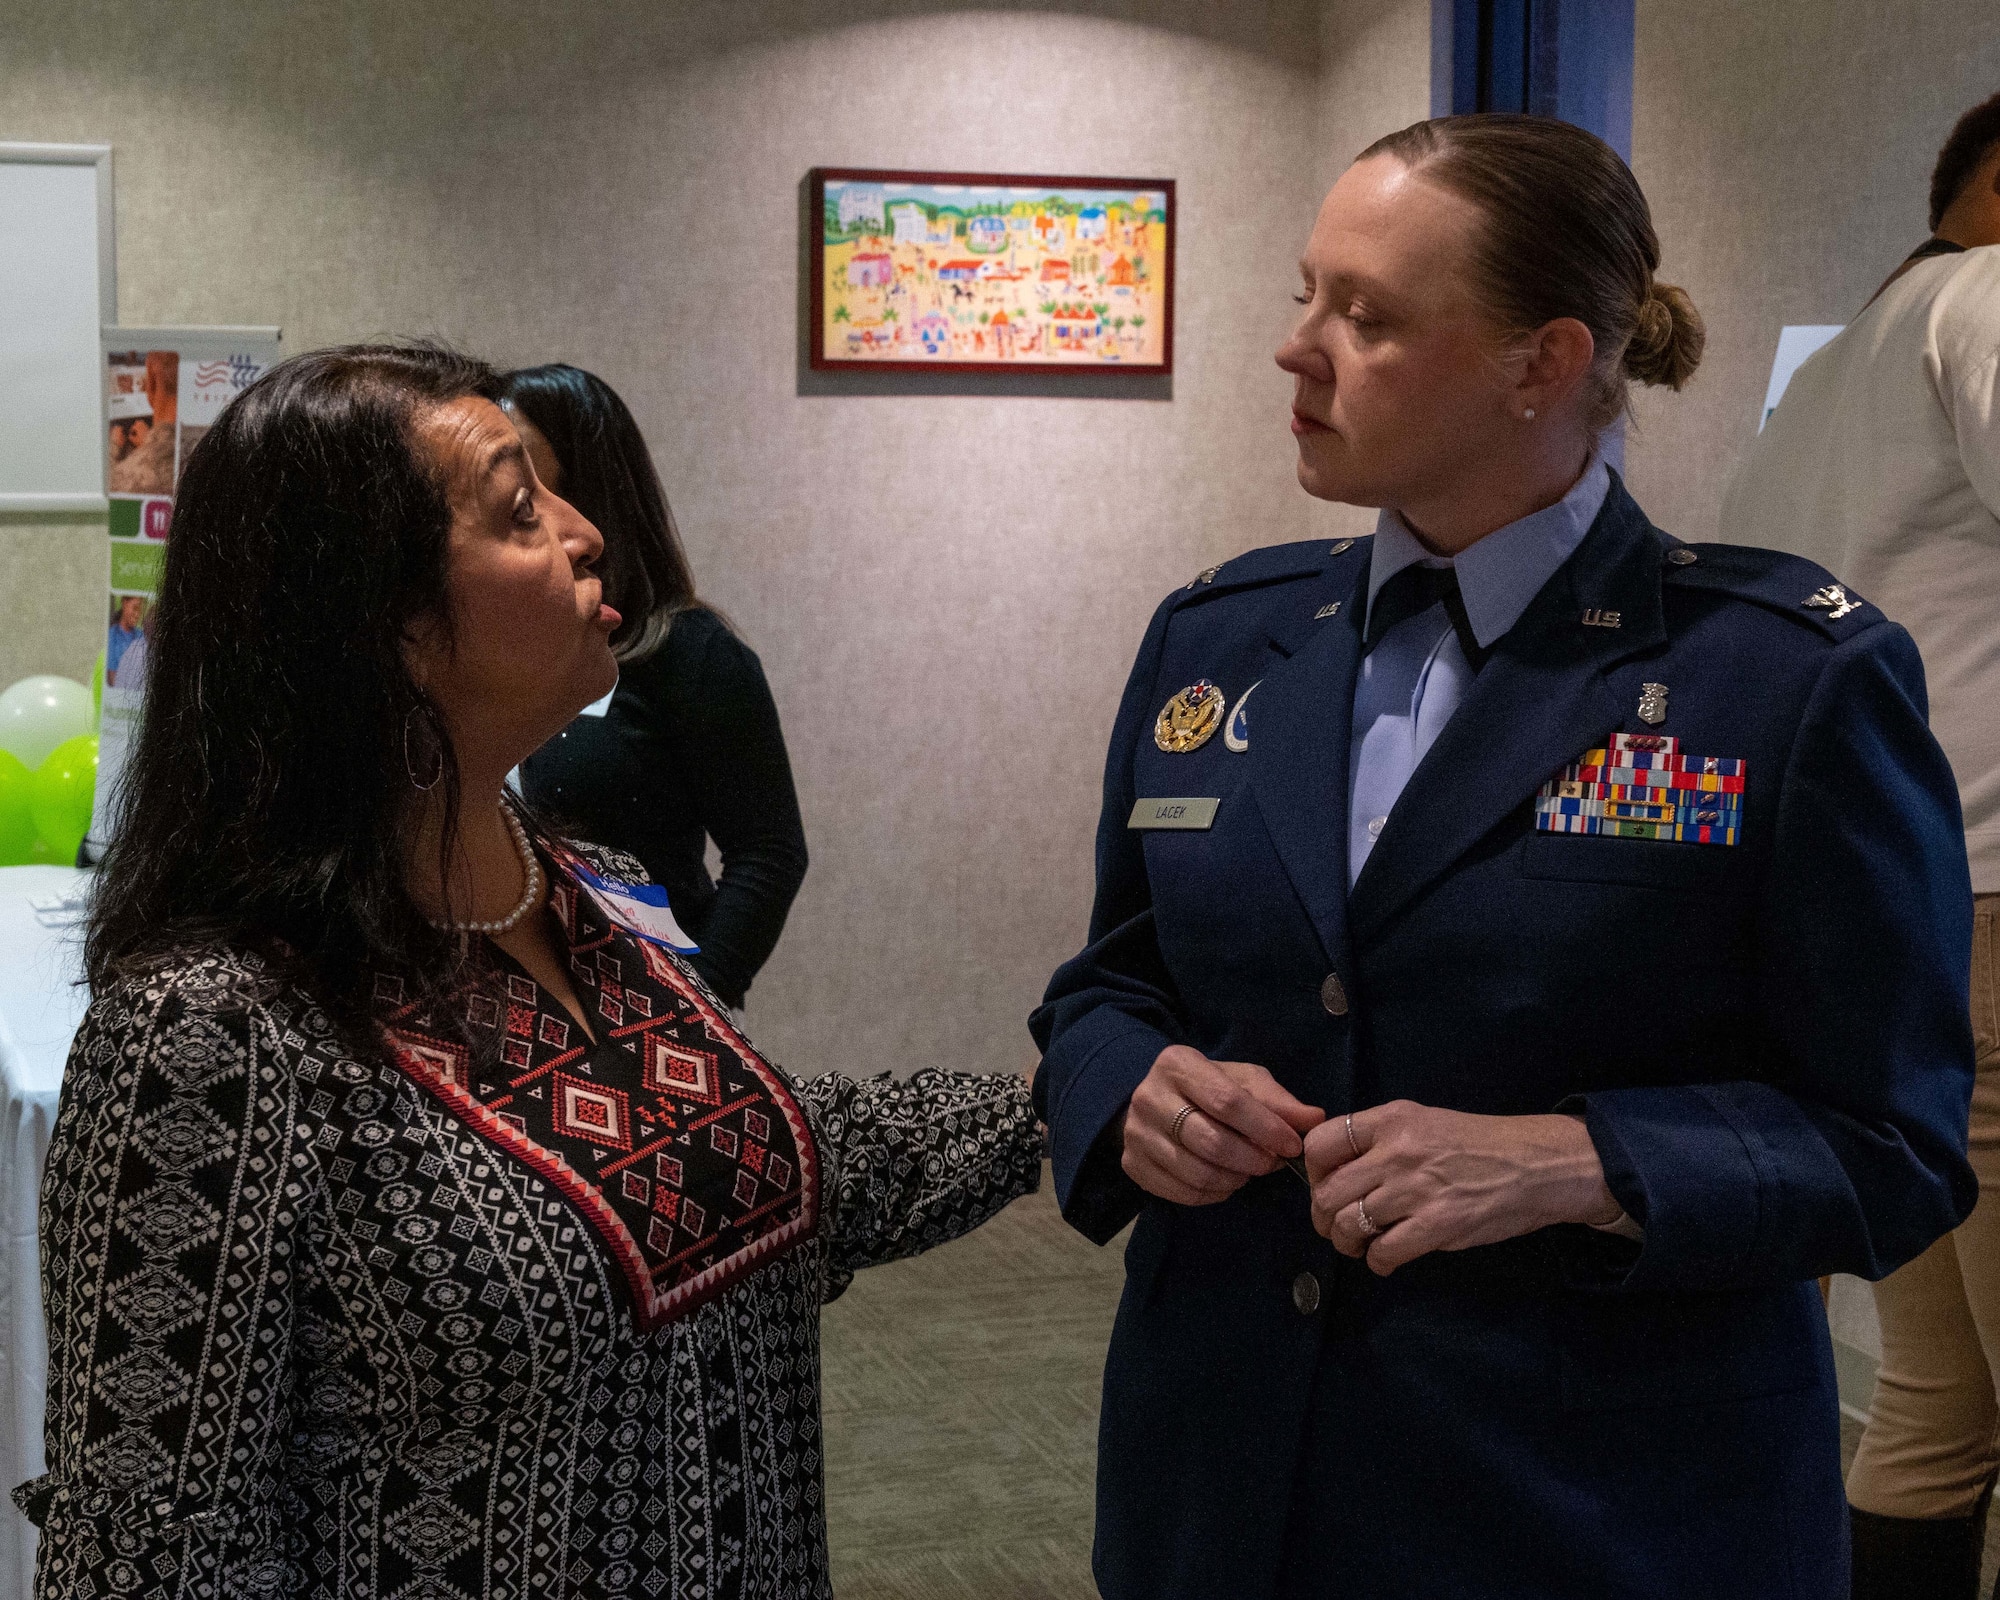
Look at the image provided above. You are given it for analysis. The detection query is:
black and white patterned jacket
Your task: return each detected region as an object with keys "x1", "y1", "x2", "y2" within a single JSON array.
[{"x1": 17, "y1": 858, "x2": 1042, "y2": 1600}]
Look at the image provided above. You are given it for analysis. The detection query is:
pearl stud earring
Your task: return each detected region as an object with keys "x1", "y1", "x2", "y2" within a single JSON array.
[{"x1": 1523, "y1": 408, "x2": 1536, "y2": 420}]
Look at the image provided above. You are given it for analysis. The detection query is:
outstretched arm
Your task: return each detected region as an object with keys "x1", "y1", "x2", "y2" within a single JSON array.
[{"x1": 797, "y1": 1068, "x2": 1043, "y2": 1297}]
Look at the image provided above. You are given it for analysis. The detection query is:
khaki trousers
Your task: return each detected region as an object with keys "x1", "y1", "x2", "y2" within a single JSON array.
[{"x1": 1849, "y1": 896, "x2": 2000, "y2": 1518}]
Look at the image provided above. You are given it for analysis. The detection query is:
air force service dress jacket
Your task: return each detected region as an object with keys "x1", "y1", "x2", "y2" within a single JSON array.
[{"x1": 1029, "y1": 477, "x2": 1977, "y2": 1600}]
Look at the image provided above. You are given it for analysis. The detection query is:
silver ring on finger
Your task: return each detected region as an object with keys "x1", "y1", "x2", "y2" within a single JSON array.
[
  {"x1": 1171, "y1": 1103, "x2": 1198, "y2": 1149},
  {"x1": 1344, "y1": 1112, "x2": 1362, "y2": 1161},
  {"x1": 1355, "y1": 1195, "x2": 1382, "y2": 1239}
]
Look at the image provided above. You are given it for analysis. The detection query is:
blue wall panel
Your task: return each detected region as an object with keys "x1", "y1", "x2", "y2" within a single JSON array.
[{"x1": 1430, "y1": 0, "x2": 1634, "y2": 158}]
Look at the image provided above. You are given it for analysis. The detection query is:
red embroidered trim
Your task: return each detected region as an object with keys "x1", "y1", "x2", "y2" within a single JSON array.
[{"x1": 377, "y1": 850, "x2": 821, "y2": 1332}]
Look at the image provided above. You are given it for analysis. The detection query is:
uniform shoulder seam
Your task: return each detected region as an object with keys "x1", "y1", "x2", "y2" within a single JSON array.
[
  {"x1": 1664, "y1": 543, "x2": 1883, "y2": 640},
  {"x1": 1165, "y1": 536, "x2": 1362, "y2": 610}
]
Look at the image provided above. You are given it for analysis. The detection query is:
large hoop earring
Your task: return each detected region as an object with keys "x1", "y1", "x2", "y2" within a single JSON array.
[{"x1": 403, "y1": 704, "x2": 445, "y2": 792}]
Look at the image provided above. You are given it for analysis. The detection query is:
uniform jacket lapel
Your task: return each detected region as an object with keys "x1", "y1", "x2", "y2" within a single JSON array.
[
  {"x1": 1246, "y1": 561, "x2": 1370, "y2": 966},
  {"x1": 1347, "y1": 479, "x2": 1672, "y2": 947}
]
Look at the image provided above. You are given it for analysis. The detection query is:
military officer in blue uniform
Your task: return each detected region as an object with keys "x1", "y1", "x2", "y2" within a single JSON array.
[{"x1": 1032, "y1": 116, "x2": 1976, "y2": 1599}]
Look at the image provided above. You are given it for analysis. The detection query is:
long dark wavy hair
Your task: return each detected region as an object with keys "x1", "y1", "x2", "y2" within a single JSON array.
[
  {"x1": 85, "y1": 342, "x2": 515, "y2": 1037},
  {"x1": 498, "y1": 363, "x2": 705, "y2": 663}
]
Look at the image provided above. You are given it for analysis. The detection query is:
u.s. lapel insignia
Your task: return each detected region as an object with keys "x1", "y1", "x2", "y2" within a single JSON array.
[
  {"x1": 1581, "y1": 608, "x2": 1622, "y2": 628},
  {"x1": 1155, "y1": 681, "x2": 1226, "y2": 752},
  {"x1": 1329, "y1": 539, "x2": 1355, "y2": 557},
  {"x1": 1314, "y1": 602, "x2": 1342, "y2": 620},
  {"x1": 1224, "y1": 682, "x2": 1260, "y2": 752},
  {"x1": 1804, "y1": 583, "x2": 1862, "y2": 620},
  {"x1": 1185, "y1": 565, "x2": 1221, "y2": 590},
  {"x1": 1637, "y1": 682, "x2": 1669, "y2": 725}
]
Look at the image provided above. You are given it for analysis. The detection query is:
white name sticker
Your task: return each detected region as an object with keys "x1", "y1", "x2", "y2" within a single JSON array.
[{"x1": 570, "y1": 861, "x2": 700, "y2": 953}]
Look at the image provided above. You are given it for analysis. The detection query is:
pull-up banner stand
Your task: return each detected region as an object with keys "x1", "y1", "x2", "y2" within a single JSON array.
[{"x1": 90, "y1": 326, "x2": 281, "y2": 859}]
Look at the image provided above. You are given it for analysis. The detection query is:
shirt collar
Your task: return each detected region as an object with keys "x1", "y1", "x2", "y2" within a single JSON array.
[{"x1": 1365, "y1": 453, "x2": 1611, "y2": 648}]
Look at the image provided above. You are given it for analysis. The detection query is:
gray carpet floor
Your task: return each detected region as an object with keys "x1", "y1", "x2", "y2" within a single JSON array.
[
  {"x1": 821, "y1": 1168, "x2": 2000, "y2": 1596},
  {"x1": 821, "y1": 1167, "x2": 1120, "y2": 1599}
]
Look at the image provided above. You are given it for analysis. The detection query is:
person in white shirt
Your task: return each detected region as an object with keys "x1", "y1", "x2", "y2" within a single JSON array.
[{"x1": 1721, "y1": 88, "x2": 2000, "y2": 1600}]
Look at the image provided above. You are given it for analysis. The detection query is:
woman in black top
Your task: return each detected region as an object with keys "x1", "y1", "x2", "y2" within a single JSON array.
[{"x1": 500, "y1": 364, "x2": 806, "y2": 1009}]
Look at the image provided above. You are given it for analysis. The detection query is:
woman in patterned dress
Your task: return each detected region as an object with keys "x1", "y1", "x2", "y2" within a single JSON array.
[{"x1": 17, "y1": 345, "x2": 1043, "y2": 1600}]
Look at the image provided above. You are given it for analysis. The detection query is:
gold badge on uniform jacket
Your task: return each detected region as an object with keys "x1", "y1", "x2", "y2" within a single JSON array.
[{"x1": 1155, "y1": 681, "x2": 1225, "y2": 752}]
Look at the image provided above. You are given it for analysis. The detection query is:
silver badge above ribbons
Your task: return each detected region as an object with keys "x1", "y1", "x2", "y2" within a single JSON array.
[{"x1": 1637, "y1": 683, "x2": 1669, "y2": 726}]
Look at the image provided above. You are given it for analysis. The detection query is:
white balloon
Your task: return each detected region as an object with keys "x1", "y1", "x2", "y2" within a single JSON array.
[{"x1": 0, "y1": 676, "x2": 94, "y2": 770}]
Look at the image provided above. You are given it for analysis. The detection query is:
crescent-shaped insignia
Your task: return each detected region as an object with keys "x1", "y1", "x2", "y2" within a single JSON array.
[{"x1": 1224, "y1": 682, "x2": 1260, "y2": 752}]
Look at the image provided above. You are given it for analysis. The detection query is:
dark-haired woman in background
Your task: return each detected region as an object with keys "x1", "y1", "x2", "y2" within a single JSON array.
[
  {"x1": 16, "y1": 344, "x2": 1040, "y2": 1600},
  {"x1": 500, "y1": 364, "x2": 805, "y2": 1012},
  {"x1": 1034, "y1": 114, "x2": 1976, "y2": 1598}
]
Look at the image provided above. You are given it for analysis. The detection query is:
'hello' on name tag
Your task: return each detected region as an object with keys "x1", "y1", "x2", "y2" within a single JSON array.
[
  {"x1": 1128, "y1": 797, "x2": 1220, "y2": 830},
  {"x1": 569, "y1": 859, "x2": 701, "y2": 953}
]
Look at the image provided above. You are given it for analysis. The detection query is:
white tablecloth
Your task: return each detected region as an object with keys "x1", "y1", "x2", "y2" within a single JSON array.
[{"x1": 0, "y1": 868, "x2": 90, "y2": 1600}]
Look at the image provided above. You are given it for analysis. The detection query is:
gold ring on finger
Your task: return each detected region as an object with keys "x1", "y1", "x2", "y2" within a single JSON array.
[
  {"x1": 1355, "y1": 1196, "x2": 1382, "y2": 1238},
  {"x1": 1171, "y1": 1104, "x2": 1198, "y2": 1148}
]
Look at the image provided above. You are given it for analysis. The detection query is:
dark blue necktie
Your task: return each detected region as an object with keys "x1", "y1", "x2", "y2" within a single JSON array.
[{"x1": 1363, "y1": 563, "x2": 1491, "y2": 672}]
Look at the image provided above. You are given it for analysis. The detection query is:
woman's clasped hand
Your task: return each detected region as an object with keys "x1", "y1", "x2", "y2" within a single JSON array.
[
  {"x1": 1124, "y1": 1047, "x2": 1623, "y2": 1273},
  {"x1": 1302, "y1": 1101, "x2": 1623, "y2": 1273},
  {"x1": 1120, "y1": 1044, "x2": 1323, "y2": 1204}
]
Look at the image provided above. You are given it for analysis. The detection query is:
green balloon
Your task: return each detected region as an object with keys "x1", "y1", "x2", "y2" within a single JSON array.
[
  {"x1": 0, "y1": 750, "x2": 35, "y2": 866},
  {"x1": 30, "y1": 735, "x2": 97, "y2": 865}
]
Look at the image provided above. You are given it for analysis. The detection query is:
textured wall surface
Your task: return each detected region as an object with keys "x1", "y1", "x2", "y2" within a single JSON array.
[
  {"x1": 1625, "y1": 0, "x2": 2000, "y2": 543},
  {"x1": 32, "y1": 0, "x2": 1986, "y2": 1080},
  {"x1": 1, "y1": 0, "x2": 1432, "y2": 1079},
  {"x1": 0, "y1": 517, "x2": 102, "y2": 690}
]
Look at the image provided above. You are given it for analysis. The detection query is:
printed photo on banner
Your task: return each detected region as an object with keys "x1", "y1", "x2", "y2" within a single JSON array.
[
  {"x1": 105, "y1": 595, "x2": 148, "y2": 690},
  {"x1": 105, "y1": 353, "x2": 155, "y2": 472},
  {"x1": 105, "y1": 351, "x2": 178, "y2": 496}
]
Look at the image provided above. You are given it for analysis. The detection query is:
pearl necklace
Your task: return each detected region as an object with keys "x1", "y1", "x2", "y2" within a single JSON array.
[{"x1": 437, "y1": 805, "x2": 544, "y2": 935}]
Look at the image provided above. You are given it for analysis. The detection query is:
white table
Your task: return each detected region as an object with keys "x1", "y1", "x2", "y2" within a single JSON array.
[{"x1": 0, "y1": 868, "x2": 90, "y2": 1600}]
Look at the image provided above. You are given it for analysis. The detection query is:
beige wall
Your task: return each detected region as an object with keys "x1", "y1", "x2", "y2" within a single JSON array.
[
  {"x1": 1, "y1": 0, "x2": 1432, "y2": 1080},
  {"x1": 8, "y1": 0, "x2": 1991, "y2": 1079},
  {"x1": 0, "y1": 516, "x2": 102, "y2": 689},
  {"x1": 1625, "y1": 0, "x2": 2000, "y2": 542}
]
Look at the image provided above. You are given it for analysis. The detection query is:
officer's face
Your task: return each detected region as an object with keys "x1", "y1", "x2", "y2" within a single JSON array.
[{"x1": 1276, "y1": 156, "x2": 1525, "y2": 522}]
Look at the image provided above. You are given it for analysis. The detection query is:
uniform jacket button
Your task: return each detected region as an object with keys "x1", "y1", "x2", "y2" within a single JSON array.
[
  {"x1": 1320, "y1": 973, "x2": 1349, "y2": 1016},
  {"x1": 1292, "y1": 1270, "x2": 1321, "y2": 1315}
]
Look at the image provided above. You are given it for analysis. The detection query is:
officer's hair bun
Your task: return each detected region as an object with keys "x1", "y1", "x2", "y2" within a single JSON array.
[
  {"x1": 1357, "y1": 115, "x2": 1703, "y2": 428},
  {"x1": 1624, "y1": 281, "x2": 1705, "y2": 391}
]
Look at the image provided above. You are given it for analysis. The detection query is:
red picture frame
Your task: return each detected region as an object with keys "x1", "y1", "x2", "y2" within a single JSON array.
[{"x1": 808, "y1": 166, "x2": 1176, "y2": 376}]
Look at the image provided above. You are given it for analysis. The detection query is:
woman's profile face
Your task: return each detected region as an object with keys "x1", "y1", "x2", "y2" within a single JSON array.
[
  {"x1": 1276, "y1": 155, "x2": 1524, "y2": 513},
  {"x1": 408, "y1": 396, "x2": 619, "y2": 768}
]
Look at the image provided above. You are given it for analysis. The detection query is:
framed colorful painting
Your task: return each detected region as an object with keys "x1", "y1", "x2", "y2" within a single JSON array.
[{"x1": 808, "y1": 167, "x2": 1175, "y2": 374}]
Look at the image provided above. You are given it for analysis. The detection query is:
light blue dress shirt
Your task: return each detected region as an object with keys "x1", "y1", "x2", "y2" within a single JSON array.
[{"x1": 1347, "y1": 456, "x2": 1611, "y2": 885}]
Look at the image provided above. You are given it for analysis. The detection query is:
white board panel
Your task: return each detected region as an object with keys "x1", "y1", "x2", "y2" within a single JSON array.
[{"x1": 0, "y1": 145, "x2": 115, "y2": 511}]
